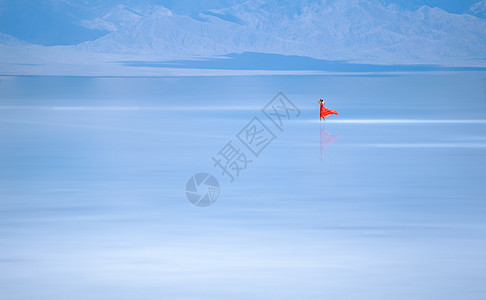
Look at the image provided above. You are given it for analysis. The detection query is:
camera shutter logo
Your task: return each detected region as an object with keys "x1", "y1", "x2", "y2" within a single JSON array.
[{"x1": 185, "y1": 173, "x2": 220, "y2": 207}]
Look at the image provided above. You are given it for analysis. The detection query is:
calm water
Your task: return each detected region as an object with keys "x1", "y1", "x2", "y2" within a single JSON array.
[{"x1": 1, "y1": 72, "x2": 486, "y2": 299}]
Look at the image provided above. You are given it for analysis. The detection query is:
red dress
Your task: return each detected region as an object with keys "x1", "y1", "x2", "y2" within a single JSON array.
[{"x1": 320, "y1": 103, "x2": 339, "y2": 118}]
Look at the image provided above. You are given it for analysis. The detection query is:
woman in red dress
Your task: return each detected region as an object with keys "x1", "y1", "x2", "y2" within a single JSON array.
[{"x1": 319, "y1": 99, "x2": 339, "y2": 121}]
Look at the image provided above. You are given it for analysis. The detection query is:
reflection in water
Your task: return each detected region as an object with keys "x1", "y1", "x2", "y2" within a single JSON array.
[
  {"x1": 320, "y1": 123, "x2": 339, "y2": 162},
  {"x1": 2, "y1": 74, "x2": 486, "y2": 299}
]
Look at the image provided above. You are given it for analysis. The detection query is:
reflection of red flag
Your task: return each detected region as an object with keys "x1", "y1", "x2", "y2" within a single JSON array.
[
  {"x1": 320, "y1": 124, "x2": 338, "y2": 162},
  {"x1": 320, "y1": 103, "x2": 339, "y2": 118}
]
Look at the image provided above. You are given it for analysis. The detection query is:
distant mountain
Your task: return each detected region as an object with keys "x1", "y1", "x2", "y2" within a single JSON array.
[
  {"x1": 390, "y1": 0, "x2": 482, "y2": 15},
  {"x1": 1, "y1": 0, "x2": 486, "y2": 65},
  {"x1": 75, "y1": 0, "x2": 486, "y2": 64},
  {"x1": 0, "y1": 33, "x2": 27, "y2": 47},
  {"x1": 470, "y1": 0, "x2": 486, "y2": 18},
  {"x1": 0, "y1": 0, "x2": 108, "y2": 46}
]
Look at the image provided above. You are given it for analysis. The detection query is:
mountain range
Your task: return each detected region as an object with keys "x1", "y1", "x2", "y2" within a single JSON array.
[{"x1": 1, "y1": 0, "x2": 486, "y2": 66}]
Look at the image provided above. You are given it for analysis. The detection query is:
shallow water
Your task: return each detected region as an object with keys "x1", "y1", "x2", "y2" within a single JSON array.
[{"x1": 1, "y1": 72, "x2": 486, "y2": 299}]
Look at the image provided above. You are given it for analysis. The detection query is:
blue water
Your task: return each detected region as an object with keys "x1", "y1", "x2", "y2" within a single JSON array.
[{"x1": 1, "y1": 72, "x2": 486, "y2": 299}]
